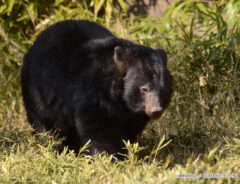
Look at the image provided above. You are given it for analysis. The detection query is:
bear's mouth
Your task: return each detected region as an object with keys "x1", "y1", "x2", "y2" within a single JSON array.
[
  {"x1": 142, "y1": 105, "x2": 163, "y2": 119},
  {"x1": 149, "y1": 110, "x2": 163, "y2": 119}
]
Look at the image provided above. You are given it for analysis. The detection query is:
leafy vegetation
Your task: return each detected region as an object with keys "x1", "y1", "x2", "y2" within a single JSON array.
[{"x1": 0, "y1": 0, "x2": 239, "y2": 183}]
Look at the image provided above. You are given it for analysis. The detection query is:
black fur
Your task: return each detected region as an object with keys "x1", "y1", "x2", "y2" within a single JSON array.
[{"x1": 21, "y1": 20, "x2": 172, "y2": 158}]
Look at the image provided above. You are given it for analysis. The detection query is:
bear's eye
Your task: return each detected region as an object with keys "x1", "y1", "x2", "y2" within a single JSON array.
[{"x1": 140, "y1": 86, "x2": 150, "y2": 93}]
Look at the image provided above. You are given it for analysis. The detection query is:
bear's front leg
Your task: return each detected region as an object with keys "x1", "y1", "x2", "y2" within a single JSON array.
[{"x1": 80, "y1": 134, "x2": 127, "y2": 160}]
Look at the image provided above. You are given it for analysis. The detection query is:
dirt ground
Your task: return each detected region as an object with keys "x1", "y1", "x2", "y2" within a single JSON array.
[{"x1": 126, "y1": 0, "x2": 174, "y2": 17}]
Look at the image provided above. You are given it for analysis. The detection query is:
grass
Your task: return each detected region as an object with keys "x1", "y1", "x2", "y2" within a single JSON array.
[{"x1": 0, "y1": 0, "x2": 240, "y2": 183}]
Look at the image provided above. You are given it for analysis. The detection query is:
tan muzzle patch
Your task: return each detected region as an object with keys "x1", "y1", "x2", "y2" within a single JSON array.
[{"x1": 143, "y1": 91, "x2": 163, "y2": 119}]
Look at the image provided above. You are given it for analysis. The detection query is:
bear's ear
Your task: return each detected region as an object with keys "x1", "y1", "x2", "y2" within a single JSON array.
[
  {"x1": 114, "y1": 46, "x2": 130, "y2": 75},
  {"x1": 156, "y1": 49, "x2": 167, "y2": 64}
]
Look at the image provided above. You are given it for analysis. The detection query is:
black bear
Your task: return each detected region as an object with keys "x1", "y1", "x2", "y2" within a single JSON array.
[{"x1": 21, "y1": 20, "x2": 172, "y2": 159}]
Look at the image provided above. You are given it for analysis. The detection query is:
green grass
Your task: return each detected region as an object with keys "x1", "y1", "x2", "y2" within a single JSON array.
[{"x1": 0, "y1": 0, "x2": 240, "y2": 183}]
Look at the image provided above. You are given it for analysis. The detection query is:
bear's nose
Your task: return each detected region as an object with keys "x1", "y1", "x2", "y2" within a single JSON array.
[{"x1": 150, "y1": 107, "x2": 163, "y2": 119}]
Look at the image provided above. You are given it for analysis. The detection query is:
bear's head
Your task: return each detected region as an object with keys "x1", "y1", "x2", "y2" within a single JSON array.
[{"x1": 114, "y1": 46, "x2": 173, "y2": 119}]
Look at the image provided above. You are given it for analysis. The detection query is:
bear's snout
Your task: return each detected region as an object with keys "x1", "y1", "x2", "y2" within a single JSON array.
[{"x1": 143, "y1": 91, "x2": 163, "y2": 119}]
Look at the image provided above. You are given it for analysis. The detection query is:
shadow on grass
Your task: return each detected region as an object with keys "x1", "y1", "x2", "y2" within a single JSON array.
[
  {"x1": 0, "y1": 128, "x2": 62, "y2": 154},
  {"x1": 137, "y1": 129, "x2": 219, "y2": 167}
]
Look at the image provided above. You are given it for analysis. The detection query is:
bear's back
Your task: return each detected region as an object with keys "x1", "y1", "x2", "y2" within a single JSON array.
[
  {"x1": 22, "y1": 20, "x2": 117, "y2": 83},
  {"x1": 37, "y1": 20, "x2": 115, "y2": 43},
  {"x1": 27, "y1": 20, "x2": 115, "y2": 59}
]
